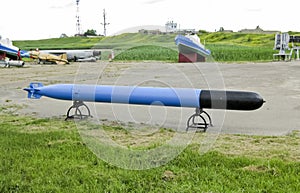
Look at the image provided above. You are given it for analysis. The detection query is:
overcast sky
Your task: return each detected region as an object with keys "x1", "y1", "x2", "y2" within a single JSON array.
[{"x1": 1, "y1": 0, "x2": 299, "y2": 40}]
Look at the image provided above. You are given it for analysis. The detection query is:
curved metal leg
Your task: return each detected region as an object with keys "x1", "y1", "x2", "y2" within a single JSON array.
[
  {"x1": 201, "y1": 110, "x2": 213, "y2": 127},
  {"x1": 186, "y1": 108, "x2": 212, "y2": 132},
  {"x1": 65, "y1": 101, "x2": 92, "y2": 120}
]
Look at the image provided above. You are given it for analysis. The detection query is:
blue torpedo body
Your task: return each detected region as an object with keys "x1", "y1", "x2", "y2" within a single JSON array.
[{"x1": 24, "y1": 82, "x2": 264, "y2": 110}]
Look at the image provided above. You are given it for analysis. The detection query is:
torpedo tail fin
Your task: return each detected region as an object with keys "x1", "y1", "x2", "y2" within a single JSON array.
[{"x1": 23, "y1": 82, "x2": 43, "y2": 99}]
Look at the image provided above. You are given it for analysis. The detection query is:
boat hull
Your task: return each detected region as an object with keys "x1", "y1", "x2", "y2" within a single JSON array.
[{"x1": 175, "y1": 35, "x2": 211, "y2": 57}]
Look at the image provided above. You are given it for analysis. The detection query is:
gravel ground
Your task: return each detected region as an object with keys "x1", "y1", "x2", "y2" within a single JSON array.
[{"x1": 1, "y1": 60, "x2": 299, "y2": 136}]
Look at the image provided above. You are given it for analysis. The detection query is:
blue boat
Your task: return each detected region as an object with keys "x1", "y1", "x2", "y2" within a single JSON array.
[{"x1": 175, "y1": 34, "x2": 211, "y2": 57}]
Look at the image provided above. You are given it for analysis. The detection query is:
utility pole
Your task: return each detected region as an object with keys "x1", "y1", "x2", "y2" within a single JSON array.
[
  {"x1": 75, "y1": 0, "x2": 81, "y2": 35},
  {"x1": 101, "y1": 9, "x2": 110, "y2": 36}
]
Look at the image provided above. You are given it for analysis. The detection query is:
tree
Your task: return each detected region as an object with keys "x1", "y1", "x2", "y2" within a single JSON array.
[
  {"x1": 84, "y1": 29, "x2": 97, "y2": 36},
  {"x1": 60, "y1": 33, "x2": 68, "y2": 38},
  {"x1": 198, "y1": 29, "x2": 209, "y2": 34}
]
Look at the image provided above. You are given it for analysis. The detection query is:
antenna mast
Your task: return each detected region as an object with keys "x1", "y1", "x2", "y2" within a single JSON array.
[
  {"x1": 101, "y1": 9, "x2": 110, "y2": 36},
  {"x1": 75, "y1": 0, "x2": 81, "y2": 35}
]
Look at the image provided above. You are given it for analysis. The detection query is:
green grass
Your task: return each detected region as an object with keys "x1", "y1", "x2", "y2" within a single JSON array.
[
  {"x1": 206, "y1": 44, "x2": 277, "y2": 62},
  {"x1": 114, "y1": 45, "x2": 178, "y2": 62},
  {"x1": 1, "y1": 105, "x2": 300, "y2": 192},
  {"x1": 12, "y1": 31, "x2": 300, "y2": 62},
  {"x1": 94, "y1": 33, "x2": 176, "y2": 49},
  {"x1": 200, "y1": 32, "x2": 276, "y2": 47},
  {"x1": 14, "y1": 33, "x2": 176, "y2": 51},
  {"x1": 13, "y1": 36, "x2": 104, "y2": 50}
]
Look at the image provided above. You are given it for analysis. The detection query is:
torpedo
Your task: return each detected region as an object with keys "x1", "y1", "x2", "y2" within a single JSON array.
[{"x1": 24, "y1": 82, "x2": 265, "y2": 131}]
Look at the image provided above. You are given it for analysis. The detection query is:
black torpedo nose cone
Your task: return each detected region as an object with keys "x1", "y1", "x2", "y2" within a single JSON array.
[{"x1": 200, "y1": 90, "x2": 265, "y2": 111}]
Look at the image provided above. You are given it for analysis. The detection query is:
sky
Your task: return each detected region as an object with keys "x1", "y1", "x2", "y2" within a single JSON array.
[{"x1": 1, "y1": 0, "x2": 300, "y2": 40}]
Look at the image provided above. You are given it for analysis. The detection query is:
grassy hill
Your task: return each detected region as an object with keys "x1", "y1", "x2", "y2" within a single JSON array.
[
  {"x1": 201, "y1": 32, "x2": 275, "y2": 47},
  {"x1": 13, "y1": 33, "x2": 177, "y2": 51},
  {"x1": 13, "y1": 32, "x2": 299, "y2": 62},
  {"x1": 13, "y1": 36, "x2": 105, "y2": 50}
]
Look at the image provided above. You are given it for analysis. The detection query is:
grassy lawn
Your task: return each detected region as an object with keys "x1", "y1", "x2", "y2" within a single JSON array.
[
  {"x1": 13, "y1": 32, "x2": 291, "y2": 62},
  {"x1": 1, "y1": 105, "x2": 299, "y2": 192}
]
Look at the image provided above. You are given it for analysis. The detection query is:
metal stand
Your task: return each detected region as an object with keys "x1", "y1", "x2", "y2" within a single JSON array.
[
  {"x1": 65, "y1": 101, "x2": 91, "y2": 120},
  {"x1": 186, "y1": 108, "x2": 212, "y2": 132},
  {"x1": 65, "y1": 102, "x2": 212, "y2": 132}
]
